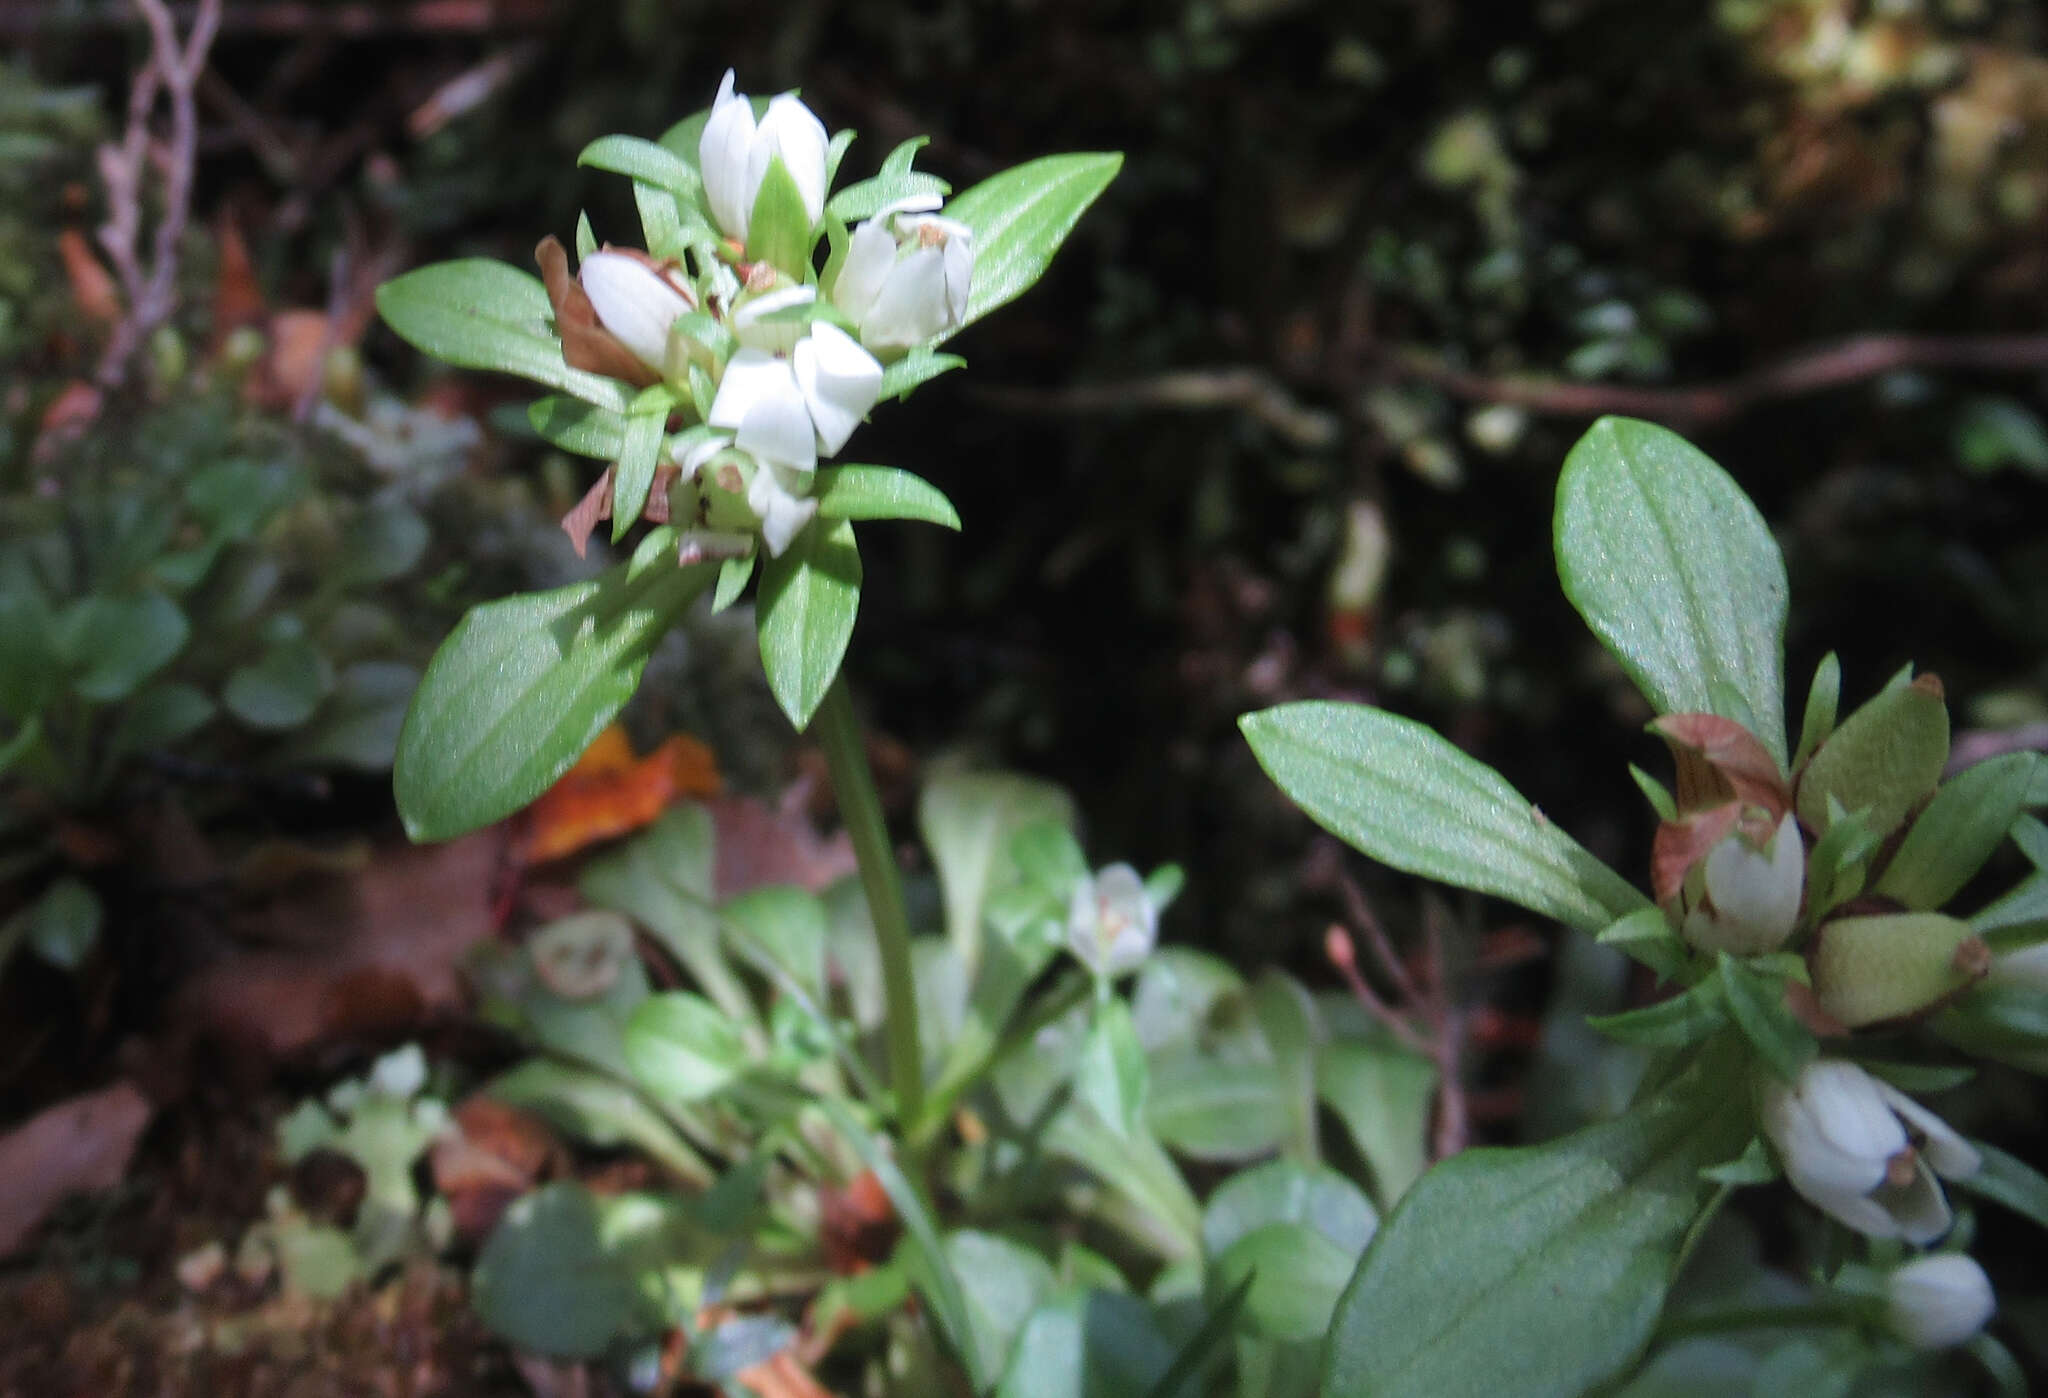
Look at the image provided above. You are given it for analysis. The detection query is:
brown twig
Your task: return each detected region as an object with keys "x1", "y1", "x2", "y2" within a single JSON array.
[
  {"x1": 1376, "y1": 333, "x2": 2048, "y2": 426},
  {"x1": 970, "y1": 369, "x2": 1341, "y2": 450},
  {"x1": 94, "y1": 0, "x2": 222, "y2": 387}
]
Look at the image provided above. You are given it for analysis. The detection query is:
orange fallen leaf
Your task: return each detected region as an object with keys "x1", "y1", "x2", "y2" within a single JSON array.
[
  {"x1": 57, "y1": 229, "x2": 121, "y2": 326},
  {"x1": 514, "y1": 727, "x2": 721, "y2": 865},
  {"x1": 210, "y1": 213, "x2": 267, "y2": 348},
  {"x1": 818, "y1": 1169, "x2": 898, "y2": 1276}
]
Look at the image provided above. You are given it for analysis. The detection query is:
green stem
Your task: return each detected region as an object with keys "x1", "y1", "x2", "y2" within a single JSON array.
[{"x1": 815, "y1": 674, "x2": 924, "y2": 1125}]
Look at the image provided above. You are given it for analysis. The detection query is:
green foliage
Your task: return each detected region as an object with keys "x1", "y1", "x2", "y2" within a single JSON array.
[{"x1": 944, "y1": 153, "x2": 1124, "y2": 333}]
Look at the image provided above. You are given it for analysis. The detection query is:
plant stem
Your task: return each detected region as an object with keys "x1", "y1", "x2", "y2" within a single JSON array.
[{"x1": 815, "y1": 674, "x2": 924, "y2": 1125}]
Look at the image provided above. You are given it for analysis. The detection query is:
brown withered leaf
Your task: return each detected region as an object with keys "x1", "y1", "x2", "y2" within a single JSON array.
[
  {"x1": 1651, "y1": 713, "x2": 1791, "y2": 819},
  {"x1": 30, "y1": 380, "x2": 102, "y2": 465},
  {"x1": 432, "y1": 1097, "x2": 561, "y2": 1243},
  {"x1": 535, "y1": 235, "x2": 661, "y2": 388},
  {"x1": 1650, "y1": 800, "x2": 1743, "y2": 906},
  {"x1": 0, "y1": 1081, "x2": 153, "y2": 1256},
  {"x1": 710, "y1": 792, "x2": 858, "y2": 899},
  {"x1": 818, "y1": 1169, "x2": 899, "y2": 1276},
  {"x1": 210, "y1": 213, "x2": 267, "y2": 346},
  {"x1": 559, "y1": 464, "x2": 614, "y2": 558}
]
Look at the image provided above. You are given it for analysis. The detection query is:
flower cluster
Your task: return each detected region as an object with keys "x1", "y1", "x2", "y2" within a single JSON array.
[{"x1": 544, "y1": 71, "x2": 976, "y2": 563}]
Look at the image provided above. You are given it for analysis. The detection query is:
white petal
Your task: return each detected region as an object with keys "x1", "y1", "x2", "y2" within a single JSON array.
[
  {"x1": 1873, "y1": 1080, "x2": 1982, "y2": 1179},
  {"x1": 756, "y1": 94, "x2": 830, "y2": 226},
  {"x1": 1763, "y1": 1078, "x2": 1888, "y2": 1196},
  {"x1": 1884, "y1": 1162, "x2": 1956, "y2": 1246},
  {"x1": 860, "y1": 245, "x2": 952, "y2": 351},
  {"x1": 794, "y1": 322, "x2": 883, "y2": 454},
  {"x1": 675, "y1": 529, "x2": 755, "y2": 565},
  {"x1": 1991, "y1": 942, "x2": 2048, "y2": 993},
  {"x1": 879, "y1": 194, "x2": 944, "y2": 219},
  {"x1": 673, "y1": 431, "x2": 733, "y2": 480},
  {"x1": 733, "y1": 378, "x2": 817, "y2": 473},
  {"x1": 747, "y1": 468, "x2": 818, "y2": 556},
  {"x1": 1066, "y1": 864, "x2": 1157, "y2": 977},
  {"x1": 832, "y1": 218, "x2": 897, "y2": 325},
  {"x1": 1792, "y1": 1178, "x2": 1906, "y2": 1239},
  {"x1": 941, "y1": 230, "x2": 974, "y2": 324},
  {"x1": 578, "y1": 251, "x2": 693, "y2": 370},
  {"x1": 1887, "y1": 1255, "x2": 1995, "y2": 1349},
  {"x1": 700, "y1": 70, "x2": 757, "y2": 238},
  {"x1": 733, "y1": 284, "x2": 817, "y2": 354},
  {"x1": 1802, "y1": 1061, "x2": 1908, "y2": 1164},
  {"x1": 708, "y1": 348, "x2": 797, "y2": 430}
]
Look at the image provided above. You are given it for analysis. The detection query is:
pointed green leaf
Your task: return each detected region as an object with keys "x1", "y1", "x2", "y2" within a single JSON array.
[
  {"x1": 624, "y1": 991, "x2": 750, "y2": 1102},
  {"x1": 1316, "y1": 1042, "x2": 1436, "y2": 1205},
  {"x1": 1554, "y1": 417, "x2": 1789, "y2": 765},
  {"x1": 944, "y1": 152, "x2": 1123, "y2": 332},
  {"x1": 1955, "y1": 1139, "x2": 2048, "y2": 1233},
  {"x1": 1876, "y1": 753, "x2": 2042, "y2": 910},
  {"x1": 1793, "y1": 651, "x2": 1840, "y2": 770},
  {"x1": 756, "y1": 519, "x2": 861, "y2": 731},
  {"x1": 529, "y1": 396, "x2": 627, "y2": 459},
  {"x1": 1240, "y1": 701, "x2": 1649, "y2": 934},
  {"x1": 376, "y1": 260, "x2": 632, "y2": 411},
  {"x1": 610, "y1": 410, "x2": 667, "y2": 543},
  {"x1": 394, "y1": 534, "x2": 713, "y2": 841},
  {"x1": 1074, "y1": 997, "x2": 1148, "y2": 1136},
  {"x1": 578, "y1": 134, "x2": 702, "y2": 205},
  {"x1": 877, "y1": 347, "x2": 966, "y2": 401},
  {"x1": 1585, "y1": 978, "x2": 1729, "y2": 1048},
  {"x1": 711, "y1": 552, "x2": 755, "y2": 612},
  {"x1": 745, "y1": 152, "x2": 813, "y2": 280},
  {"x1": 1321, "y1": 1041, "x2": 1750, "y2": 1398},
  {"x1": 1716, "y1": 953, "x2": 1815, "y2": 1083},
  {"x1": 813, "y1": 464, "x2": 960, "y2": 528}
]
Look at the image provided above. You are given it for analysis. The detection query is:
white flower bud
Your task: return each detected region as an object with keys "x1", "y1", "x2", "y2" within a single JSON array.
[
  {"x1": 1760, "y1": 1059, "x2": 1980, "y2": 1244},
  {"x1": 1681, "y1": 813, "x2": 1804, "y2": 956},
  {"x1": 1886, "y1": 1254, "x2": 1995, "y2": 1349},
  {"x1": 1989, "y1": 940, "x2": 2048, "y2": 993},
  {"x1": 577, "y1": 251, "x2": 694, "y2": 372},
  {"x1": 699, "y1": 70, "x2": 828, "y2": 242},
  {"x1": 1067, "y1": 863, "x2": 1157, "y2": 978}
]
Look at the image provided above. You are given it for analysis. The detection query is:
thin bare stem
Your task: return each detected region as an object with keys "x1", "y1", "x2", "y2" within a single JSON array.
[{"x1": 95, "y1": 0, "x2": 222, "y2": 387}]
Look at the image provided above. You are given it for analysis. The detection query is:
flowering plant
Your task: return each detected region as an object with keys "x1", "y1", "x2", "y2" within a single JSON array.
[{"x1": 1243, "y1": 416, "x2": 2048, "y2": 1395}]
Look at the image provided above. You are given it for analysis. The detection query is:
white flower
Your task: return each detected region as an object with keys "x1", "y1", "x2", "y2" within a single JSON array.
[
  {"x1": 578, "y1": 250, "x2": 694, "y2": 371},
  {"x1": 699, "y1": 70, "x2": 828, "y2": 242},
  {"x1": 1681, "y1": 813, "x2": 1805, "y2": 956},
  {"x1": 1067, "y1": 864, "x2": 1157, "y2": 977},
  {"x1": 367, "y1": 1043, "x2": 427, "y2": 1098},
  {"x1": 1989, "y1": 940, "x2": 2048, "y2": 993},
  {"x1": 747, "y1": 460, "x2": 819, "y2": 557},
  {"x1": 832, "y1": 197, "x2": 975, "y2": 351},
  {"x1": 793, "y1": 322, "x2": 883, "y2": 454},
  {"x1": 708, "y1": 349, "x2": 817, "y2": 473},
  {"x1": 732, "y1": 284, "x2": 816, "y2": 355},
  {"x1": 1760, "y1": 1059, "x2": 1981, "y2": 1244},
  {"x1": 1886, "y1": 1254, "x2": 1995, "y2": 1349}
]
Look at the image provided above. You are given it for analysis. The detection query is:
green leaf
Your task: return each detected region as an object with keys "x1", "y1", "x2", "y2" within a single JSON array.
[
  {"x1": 1715, "y1": 954, "x2": 1815, "y2": 1083},
  {"x1": 376, "y1": 260, "x2": 632, "y2": 412},
  {"x1": 947, "y1": 1231, "x2": 1056, "y2": 1382},
  {"x1": 287, "y1": 662, "x2": 418, "y2": 771},
  {"x1": 1876, "y1": 753, "x2": 2041, "y2": 910},
  {"x1": 1793, "y1": 651, "x2": 1840, "y2": 770},
  {"x1": 996, "y1": 1290, "x2": 1186, "y2": 1398},
  {"x1": 610, "y1": 410, "x2": 667, "y2": 543},
  {"x1": 1212, "y1": 1223, "x2": 1358, "y2": 1343},
  {"x1": 394, "y1": 537, "x2": 713, "y2": 841},
  {"x1": 25, "y1": 876, "x2": 100, "y2": 970},
  {"x1": 1321, "y1": 1041, "x2": 1750, "y2": 1398},
  {"x1": 816, "y1": 1095, "x2": 986, "y2": 1389},
  {"x1": 1240, "y1": 701, "x2": 1649, "y2": 935},
  {"x1": 1597, "y1": 906, "x2": 1688, "y2": 981},
  {"x1": 223, "y1": 636, "x2": 334, "y2": 730},
  {"x1": 485, "y1": 1058, "x2": 714, "y2": 1186},
  {"x1": 578, "y1": 133, "x2": 703, "y2": 204},
  {"x1": 1201, "y1": 1157, "x2": 1378, "y2": 1261},
  {"x1": 1147, "y1": 1053, "x2": 1289, "y2": 1162},
  {"x1": 635, "y1": 180, "x2": 689, "y2": 261},
  {"x1": 334, "y1": 503, "x2": 429, "y2": 587},
  {"x1": 711, "y1": 553, "x2": 755, "y2": 613},
  {"x1": 1553, "y1": 417, "x2": 1789, "y2": 766},
  {"x1": 1955, "y1": 1140, "x2": 2048, "y2": 1233},
  {"x1": 1074, "y1": 998, "x2": 1148, "y2": 1136},
  {"x1": 624, "y1": 991, "x2": 751, "y2": 1103},
  {"x1": 1316, "y1": 1041, "x2": 1436, "y2": 1205},
  {"x1": 61, "y1": 591, "x2": 189, "y2": 702},
  {"x1": 756, "y1": 518, "x2": 861, "y2": 731},
  {"x1": 1251, "y1": 970, "x2": 1322, "y2": 1164},
  {"x1": 745, "y1": 152, "x2": 813, "y2": 280},
  {"x1": 827, "y1": 135, "x2": 950, "y2": 223},
  {"x1": 1586, "y1": 979, "x2": 1728, "y2": 1048},
  {"x1": 109, "y1": 682, "x2": 214, "y2": 757},
  {"x1": 877, "y1": 347, "x2": 966, "y2": 401},
  {"x1": 721, "y1": 884, "x2": 828, "y2": 1006},
  {"x1": 530, "y1": 396, "x2": 628, "y2": 459},
  {"x1": 918, "y1": 767, "x2": 1076, "y2": 974},
  {"x1": 812, "y1": 464, "x2": 961, "y2": 528},
  {"x1": 945, "y1": 153, "x2": 1123, "y2": 332},
  {"x1": 472, "y1": 1182, "x2": 682, "y2": 1358},
  {"x1": 1142, "y1": 1275, "x2": 1253, "y2": 1398}
]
